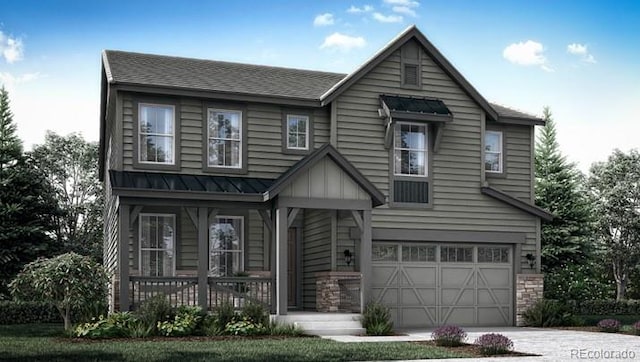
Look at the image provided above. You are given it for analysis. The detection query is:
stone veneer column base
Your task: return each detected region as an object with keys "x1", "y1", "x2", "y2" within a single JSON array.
[
  {"x1": 516, "y1": 273, "x2": 544, "y2": 326},
  {"x1": 316, "y1": 271, "x2": 361, "y2": 312}
]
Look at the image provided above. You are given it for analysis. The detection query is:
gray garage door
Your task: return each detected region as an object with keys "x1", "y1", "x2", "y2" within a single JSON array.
[{"x1": 371, "y1": 243, "x2": 513, "y2": 328}]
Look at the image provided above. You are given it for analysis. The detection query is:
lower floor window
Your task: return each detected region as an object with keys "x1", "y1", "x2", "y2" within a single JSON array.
[
  {"x1": 209, "y1": 216, "x2": 244, "y2": 277},
  {"x1": 139, "y1": 214, "x2": 176, "y2": 276}
]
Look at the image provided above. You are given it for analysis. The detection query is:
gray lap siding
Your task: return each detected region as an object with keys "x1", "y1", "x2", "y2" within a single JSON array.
[
  {"x1": 121, "y1": 95, "x2": 330, "y2": 179},
  {"x1": 335, "y1": 45, "x2": 538, "y2": 272}
]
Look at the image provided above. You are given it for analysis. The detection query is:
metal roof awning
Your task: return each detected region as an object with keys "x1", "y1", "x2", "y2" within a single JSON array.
[
  {"x1": 109, "y1": 170, "x2": 275, "y2": 202},
  {"x1": 379, "y1": 94, "x2": 453, "y2": 152},
  {"x1": 380, "y1": 94, "x2": 452, "y2": 119}
]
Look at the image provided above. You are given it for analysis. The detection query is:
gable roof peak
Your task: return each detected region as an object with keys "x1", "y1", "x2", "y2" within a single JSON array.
[{"x1": 320, "y1": 25, "x2": 499, "y2": 121}]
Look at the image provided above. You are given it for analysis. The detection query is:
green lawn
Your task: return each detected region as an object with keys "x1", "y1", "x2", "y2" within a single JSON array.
[{"x1": 0, "y1": 324, "x2": 470, "y2": 362}]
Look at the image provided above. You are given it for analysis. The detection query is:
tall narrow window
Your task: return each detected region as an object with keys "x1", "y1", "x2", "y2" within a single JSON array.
[
  {"x1": 286, "y1": 115, "x2": 309, "y2": 150},
  {"x1": 209, "y1": 216, "x2": 244, "y2": 277},
  {"x1": 207, "y1": 109, "x2": 242, "y2": 168},
  {"x1": 139, "y1": 214, "x2": 175, "y2": 276},
  {"x1": 139, "y1": 104, "x2": 175, "y2": 164},
  {"x1": 394, "y1": 123, "x2": 428, "y2": 176},
  {"x1": 485, "y1": 131, "x2": 503, "y2": 173}
]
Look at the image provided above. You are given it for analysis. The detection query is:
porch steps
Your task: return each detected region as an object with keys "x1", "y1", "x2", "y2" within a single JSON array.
[{"x1": 275, "y1": 313, "x2": 365, "y2": 336}]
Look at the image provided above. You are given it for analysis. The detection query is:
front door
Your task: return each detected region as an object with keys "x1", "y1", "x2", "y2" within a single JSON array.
[{"x1": 287, "y1": 228, "x2": 298, "y2": 308}]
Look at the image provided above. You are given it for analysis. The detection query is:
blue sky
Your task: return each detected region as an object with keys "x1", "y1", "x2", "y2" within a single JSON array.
[{"x1": 0, "y1": 0, "x2": 638, "y2": 171}]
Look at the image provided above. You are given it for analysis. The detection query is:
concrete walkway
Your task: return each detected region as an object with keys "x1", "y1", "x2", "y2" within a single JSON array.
[{"x1": 323, "y1": 327, "x2": 640, "y2": 361}]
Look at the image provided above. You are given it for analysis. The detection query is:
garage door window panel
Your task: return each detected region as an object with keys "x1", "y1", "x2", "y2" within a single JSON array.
[
  {"x1": 441, "y1": 246, "x2": 473, "y2": 262},
  {"x1": 478, "y1": 247, "x2": 509, "y2": 263},
  {"x1": 373, "y1": 244, "x2": 398, "y2": 262},
  {"x1": 402, "y1": 245, "x2": 436, "y2": 262}
]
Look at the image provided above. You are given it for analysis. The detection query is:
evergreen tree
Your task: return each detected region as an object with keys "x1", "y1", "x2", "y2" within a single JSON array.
[
  {"x1": 535, "y1": 107, "x2": 594, "y2": 271},
  {"x1": 0, "y1": 86, "x2": 60, "y2": 297}
]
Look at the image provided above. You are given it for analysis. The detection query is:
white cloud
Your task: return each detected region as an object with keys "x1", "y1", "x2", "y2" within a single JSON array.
[
  {"x1": 313, "y1": 13, "x2": 335, "y2": 27},
  {"x1": 372, "y1": 12, "x2": 403, "y2": 23},
  {"x1": 320, "y1": 32, "x2": 366, "y2": 52},
  {"x1": 0, "y1": 31, "x2": 24, "y2": 64},
  {"x1": 503, "y1": 40, "x2": 551, "y2": 71},
  {"x1": 567, "y1": 43, "x2": 587, "y2": 55},
  {"x1": 567, "y1": 43, "x2": 596, "y2": 63},
  {"x1": 383, "y1": 0, "x2": 419, "y2": 6},
  {"x1": 392, "y1": 6, "x2": 417, "y2": 16},
  {"x1": 347, "y1": 5, "x2": 373, "y2": 13},
  {"x1": 0, "y1": 72, "x2": 40, "y2": 91}
]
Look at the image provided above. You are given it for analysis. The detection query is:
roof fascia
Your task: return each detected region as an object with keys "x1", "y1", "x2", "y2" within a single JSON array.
[
  {"x1": 112, "y1": 83, "x2": 323, "y2": 108},
  {"x1": 481, "y1": 186, "x2": 553, "y2": 221}
]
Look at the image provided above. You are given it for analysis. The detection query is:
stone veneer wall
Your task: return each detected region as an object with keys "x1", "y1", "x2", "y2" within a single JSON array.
[
  {"x1": 316, "y1": 271, "x2": 361, "y2": 313},
  {"x1": 516, "y1": 273, "x2": 544, "y2": 326}
]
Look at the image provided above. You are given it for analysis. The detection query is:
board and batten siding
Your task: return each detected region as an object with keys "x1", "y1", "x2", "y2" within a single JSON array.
[
  {"x1": 334, "y1": 41, "x2": 538, "y2": 272},
  {"x1": 279, "y1": 156, "x2": 370, "y2": 200},
  {"x1": 302, "y1": 209, "x2": 332, "y2": 310},
  {"x1": 120, "y1": 95, "x2": 330, "y2": 178}
]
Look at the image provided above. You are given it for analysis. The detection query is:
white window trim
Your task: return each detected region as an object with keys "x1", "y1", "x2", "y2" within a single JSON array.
[
  {"x1": 485, "y1": 130, "x2": 503, "y2": 173},
  {"x1": 207, "y1": 108, "x2": 243, "y2": 169},
  {"x1": 393, "y1": 121, "x2": 428, "y2": 177},
  {"x1": 209, "y1": 215, "x2": 244, "y2": 275},
  {"x1": 138, "y1": 213, "x2": 176, "y2": 277},
  {"x1": 286, "y1": 114, "x2": 310, "y2": 150},
  {"x1": 138, "y1": 103, "x2": 176, "y2": 165}
]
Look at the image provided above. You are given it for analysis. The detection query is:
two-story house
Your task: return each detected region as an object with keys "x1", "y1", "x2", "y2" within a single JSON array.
[{"x1": 99, "y1": 25, "x2": 552, "y2": 332}]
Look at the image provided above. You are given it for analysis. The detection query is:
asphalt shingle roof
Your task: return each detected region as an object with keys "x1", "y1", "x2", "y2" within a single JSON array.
[
  {"x1": 490, "y1": 103, "x2": 540, "y2": 120},
  {"x1": 103, "y1": 50, "x2": 540, "y2": 122},
  {"x1": 103, "y1": 50, "x2": 346, "y2": 101}
]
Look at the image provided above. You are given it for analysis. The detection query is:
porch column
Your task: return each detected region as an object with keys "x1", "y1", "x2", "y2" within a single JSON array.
[
  {"x1": 118, "y1": 205, "x2": 130, "y2": 311},
  {"x1": 275, "y1": 206, "x2": 288, "y2": 315},
  {"x1": 360, "y1": 209, "x2": 372, "y2": 312},
  {"x1": 197, "y1": 207, "x2": 208, "y2": 309}
]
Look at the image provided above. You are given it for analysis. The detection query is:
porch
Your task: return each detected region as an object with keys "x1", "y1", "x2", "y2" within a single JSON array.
[{"x1": 109, "y1": 145, "x2": 385, "y2": 316}]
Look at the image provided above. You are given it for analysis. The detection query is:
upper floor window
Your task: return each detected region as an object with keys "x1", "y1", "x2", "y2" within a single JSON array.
[
  {"x1": 209, "y1": 216, "x2": 244, "y2": 277},
  {"x1": 139, "y1": 213, "x2": 175, "y2": 277},
  {"x1": 485, "y1": 131, "x2": 503, "y2": 173},
  {"x1": 139, "y1": 103, "x2": 175, "y2": 164},
  {"x1": 207, "y1": 109, "x2": 242, "y2": 169},
  {"x1": 394, "y1": 122, "x2": 428, "y2": 176},
  {"x1": 286, "y1": 115, "x2": 309, "y2": 150}
]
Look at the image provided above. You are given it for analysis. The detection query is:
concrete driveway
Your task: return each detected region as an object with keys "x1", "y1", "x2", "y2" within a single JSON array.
[{"x1": 325, "y1": 327, "x2": 640, "y2": 361}]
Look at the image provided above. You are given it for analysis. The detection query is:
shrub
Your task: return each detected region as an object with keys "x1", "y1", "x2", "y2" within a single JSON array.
[
  {"x1": 266, "y1": 321, "x2": 304, "y2": 336},
  {"x1": 567, "y1": 299, "x2": 640, "y2": 316},
  {"x1": 632, "y1": 321, "x2": 640, "y2": 336},
  {"x1": 200, "y1": 314, "x2": 224, "y2": 336},
  {"x1": 0, "y1": 301, "x2": 59, "y2": 324},
  {"x1": 224, "y1": 317, "x2": 266, "y2": 336},
  {"x1": 127, "y1": 319, "x2": 154, "y2": 338},
  {"x1": 157, "y1": 305, "x2": 202, "y2": 337},
  {"x1": 135, "y1": 294, "x2": 173, "y2": 334},
  {"x1": 241, "y1": 302, "x2": 268, "y2": 326},
  {"x1": 9, "y1": 253, "x2": 109, "y2": 330},
  {"x1": 597, "y1": 319, "x2": 621, "y2": 333},
  {"x1": 544, "y1": 264, "x2": 614, "y2": 301},
  {"x1": 73, "y1": 312, "x2": 136, "y2": 338},
  {"x1": 522, "y1": 299, "x2": 573, "y2": 327},
  {"x1": 431, "y1": 325, "x2": 467, "y2": 347},
  {"x1": 361, "y1": 301, "x2": 394, "y2": 336},
  {"x1": 214, "y1": 301, "x2": 237, "y2": 330},
  {"x1": 474, "y1": 333, "x2": 513, "y2": 355}
]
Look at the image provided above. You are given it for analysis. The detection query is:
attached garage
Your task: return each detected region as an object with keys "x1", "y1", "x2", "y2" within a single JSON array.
[{"x1": 371, "y1": 243, "x2": 513, "y2": 328}]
